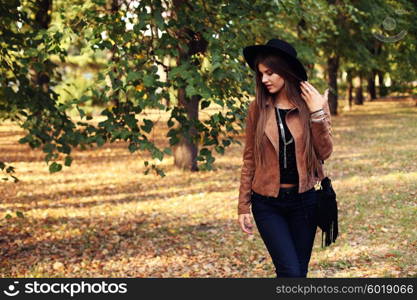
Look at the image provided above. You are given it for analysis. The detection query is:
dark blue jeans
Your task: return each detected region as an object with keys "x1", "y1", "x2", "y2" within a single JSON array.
[{"x1": 250, "y1": 186, "x2": 318, "y2": 278}]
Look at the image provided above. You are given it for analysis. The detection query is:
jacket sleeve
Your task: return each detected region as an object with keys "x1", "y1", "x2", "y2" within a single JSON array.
[
  {"x1": 238, "y1": 100, "x2": 257, "y2": 215},
  {"x1": 310, "y1": 99, "x2": 333, "y2": 161}
]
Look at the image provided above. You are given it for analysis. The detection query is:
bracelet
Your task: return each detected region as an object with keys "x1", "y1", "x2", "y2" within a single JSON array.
[
  {"x1": 310, "y1": 116, "x2": 326, "y2": 122},
  {"x1": 310, "y1": 111, "x2": 326, "y2": 118},
  {"x1": 311, "y1": 109, "x2": 324, "y2": 115},
  {"x1": 310, "y1": 108, "x2": 323, "y2": 115},
  {"x1": 310, "y1": 112, "x2": 326, "y2": 118}
]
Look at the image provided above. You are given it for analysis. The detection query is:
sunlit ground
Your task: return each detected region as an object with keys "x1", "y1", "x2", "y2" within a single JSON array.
[{"x1": 0, "y1": 97, "x2": 416, "y2": 277}]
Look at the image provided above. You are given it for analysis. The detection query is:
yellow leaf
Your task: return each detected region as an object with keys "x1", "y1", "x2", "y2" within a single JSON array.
[{"x1": 135, "y1": 84, "x2": 144, "y2": 91}]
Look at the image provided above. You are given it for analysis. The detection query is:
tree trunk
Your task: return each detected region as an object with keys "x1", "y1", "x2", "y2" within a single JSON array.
[
  {"x1": 354, "y1": 75, "x2": 364, "y2": 105},
  {"x1": 30, "y1": 0, "x2": 52, "y2": 91},
  {"x1": 171, "y1": 0, "x2": 208, "y2": 171},
  {"x1": 390, "y1": 79, "x2": 397, "y2": 93},
  {"x1": 367, "y1": 70, "x2": 377, "y2": 101},
  {"x1": 173, "y1": 86, "x2": 200, "y2": 171},
  {"x1": 346, "y1": 70, "x2": 353, "y2": 109},
  {"x1": 377, "y1": 71, "x2": 387, "y2": 97},
  {"x1": 327, "y1": 55, "x2": 339, "y2": 115},
  {"x1": 107, "y1": 0, "x2": 121, "y2": 107}
]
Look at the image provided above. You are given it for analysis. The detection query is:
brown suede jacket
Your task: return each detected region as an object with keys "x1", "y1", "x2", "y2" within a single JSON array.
[{"x1": 238, "y1": 96, "x2": 333, "y2": 215}]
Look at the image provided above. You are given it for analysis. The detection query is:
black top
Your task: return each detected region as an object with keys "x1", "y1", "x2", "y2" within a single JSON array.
[{"x1": 275, "y1": 107, "x2": 299, "y2": 184}]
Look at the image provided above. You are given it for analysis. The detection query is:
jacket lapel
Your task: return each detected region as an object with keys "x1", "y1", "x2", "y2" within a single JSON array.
[{"x1": 265, "y1": 101, "x2": 279, "y2": 154}]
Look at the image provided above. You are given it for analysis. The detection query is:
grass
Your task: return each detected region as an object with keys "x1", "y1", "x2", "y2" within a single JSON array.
[{"x1": 0, "y1": 96, "x2": 416, "y2": 278}]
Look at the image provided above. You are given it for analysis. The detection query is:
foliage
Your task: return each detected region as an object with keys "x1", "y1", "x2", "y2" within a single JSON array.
[
  {"x1": 0, "y1": 0, "x2": 283, "y2": 177},
  {"x1": 0, "y1": 0, "x2": 416, "y2": 179}
]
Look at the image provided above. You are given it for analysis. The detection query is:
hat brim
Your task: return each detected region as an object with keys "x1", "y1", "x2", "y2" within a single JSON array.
[{"x1": 243, "y1": 45, "x2": 308, "y2": 81}]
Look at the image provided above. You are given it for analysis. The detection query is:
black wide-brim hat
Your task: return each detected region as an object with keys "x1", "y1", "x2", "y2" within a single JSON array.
[{"x1": 243, "y1": 38, "x2": 308, "y2": 81}]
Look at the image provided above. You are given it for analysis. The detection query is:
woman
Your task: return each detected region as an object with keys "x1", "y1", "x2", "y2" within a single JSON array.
[{"x1": 237, "y1": 39, "x2": 333, "y2": 278}]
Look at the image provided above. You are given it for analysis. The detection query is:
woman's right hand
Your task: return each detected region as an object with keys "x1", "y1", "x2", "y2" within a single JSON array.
[{"x1": 238, "y1": 213, "x2": 254, "y2": 235}]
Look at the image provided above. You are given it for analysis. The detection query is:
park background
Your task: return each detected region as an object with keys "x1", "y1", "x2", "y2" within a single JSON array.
[{"x1": 0, "y1": 0, "x2": 416, "y2": 277}]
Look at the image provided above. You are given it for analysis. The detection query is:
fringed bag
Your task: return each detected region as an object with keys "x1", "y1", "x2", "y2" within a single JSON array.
[{"x1": 315, "y1": 161, "x2": 339, "y2": 248}]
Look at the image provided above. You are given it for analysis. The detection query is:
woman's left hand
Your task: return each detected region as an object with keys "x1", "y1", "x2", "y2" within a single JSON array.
[{"x1": 300, "y1": 81, "x2": 328, "y2": 112}]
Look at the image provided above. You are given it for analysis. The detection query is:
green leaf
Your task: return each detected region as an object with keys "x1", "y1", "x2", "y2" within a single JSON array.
[
  {"x1": 96, "y1": 136, "x2": 105, "y2": 147},
  {"x1": 127, "y1": 71, "x2": 141, "y2": 82},
  {"x1": 18, "y1": 136, "x2": 29, "y2": 144},
  {"x1": 141, "y1": 119, "x2": 153, "y2": 133},
  {"x1": 153, "y1": 149, "x2": 163, "y2": 161},
  {"x1": 203, "y1": 138, "x2": 217, "y2": 146},
  {"x1": 77, "y1": 106, "x2": 85, "y2": 119},
  {"x1": 143, "y1": 74, "x2": 155, "y2": 87},
  {"x1": 213, "y1": 113, "x2": 220, "y2": 123},
  {"x1": 163, "y1": 147, "x2": 172, "y2": 155},
  {"x1": 169, "y1": 135, "x2": 179, "y2": 146},
  {"x1": 49, "y1": 162, "x2": 62, "y2": 173},
  {"x1": 64, "y1": 156, "x2": 73, "y2": 166},
  {"x1": 155, "y1": 166, "x2": 166, "y2": 177},
  {"x1": 201, "y1": 100, "x2": 210, "y2": 110},
  {"x1": 128, "y1": 143, "x2": 137, "y2": 153},
  {"x1": 153, "y1": 9, "x2": 165, "y2": 29},
  {"x1": 100, "y1": 40, "x2": 113, "y2": 49},
  {"x1": 200, "y1": 148, "x2": 210, "y2": 156},
  {"x1": 185, "y1": 85, "x2": 197, "y2": 97},
  {"x1": 215, "y1": 145, "x2": 225, "y2": 154},
  {"x1": 42, "y1": 143, "x2": 55, "y2": 154},
  {"x1": 45, "y1": 153, "x2": 53, "y2": 163},
  {"x1": 222, "y1": 139, "x2": 231, "y2": 147},
  {"x1": 57, "y1": 144, "x2": 71, "y2": 155},
  {"x1": 124, "y1": 114, "x2": 137, "y2": 130},
  {"x1": 5, "y1": 166, "x2": 14, "y2": 173}
]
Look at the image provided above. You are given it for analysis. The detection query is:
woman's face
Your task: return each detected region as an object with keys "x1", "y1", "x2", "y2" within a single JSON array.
[{"x1": 258, "y1": 63, "x2": 285, "y2": 94}]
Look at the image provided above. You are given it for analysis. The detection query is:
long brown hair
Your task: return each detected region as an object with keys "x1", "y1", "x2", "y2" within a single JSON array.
[{"x1": 252, "y1": 52, "x2": 321, "y2": 182}]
